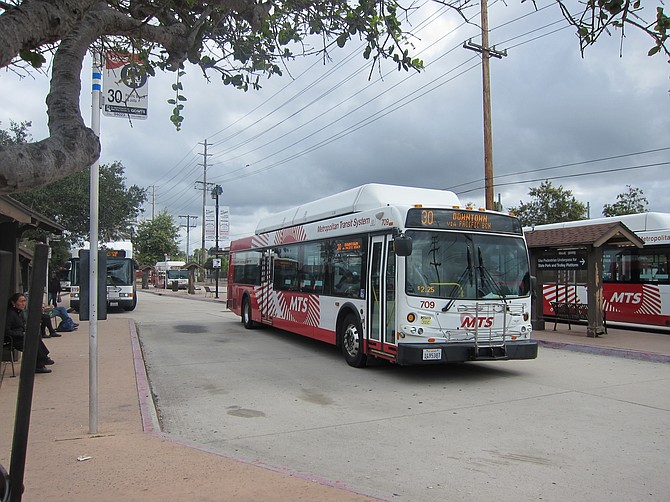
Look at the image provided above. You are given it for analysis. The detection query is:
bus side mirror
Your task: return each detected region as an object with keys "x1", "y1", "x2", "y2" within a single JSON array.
[{"x1": 394, "y1": 235, "x2": 412, "y2": 256}]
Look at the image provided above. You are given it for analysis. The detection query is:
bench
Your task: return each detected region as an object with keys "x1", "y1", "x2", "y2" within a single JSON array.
[
  {"x1": 550, "y1": 302, "x2": 607, "y2": 333},
  {"x1": 203, "y1": 286, "x2": 213, "y2": 298},
  {"x1": 2, "y1": 337, "x2": 18, "y2": 383}
]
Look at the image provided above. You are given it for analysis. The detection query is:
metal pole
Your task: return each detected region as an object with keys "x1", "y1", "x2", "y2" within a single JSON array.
[
  {"x1": 214, "y1": 186, "x2": 220, "y2": 299},
  {"x1": 200, "y1": 140, "x2": 208, "y2": 269},
  {"x1": 89, "y1": 51, "x2": 102, "y2": 434}
]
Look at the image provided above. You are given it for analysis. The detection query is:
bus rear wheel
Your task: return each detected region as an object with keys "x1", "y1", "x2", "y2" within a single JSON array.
[
  {"x1": 242, "y1": 298, "x2": 256, "y2": 329},
  {"x1": 340, "y1": 313, "x2": 367, "y2": 368}
]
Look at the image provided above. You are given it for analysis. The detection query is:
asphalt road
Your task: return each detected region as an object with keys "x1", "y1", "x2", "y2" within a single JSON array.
[{"x1": 121, "y1": 291, "x2": 670, "y2": 501}]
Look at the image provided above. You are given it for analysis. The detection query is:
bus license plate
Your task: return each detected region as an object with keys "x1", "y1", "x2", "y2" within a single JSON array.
[{"x1": 423, "y1": 348, "x2": 442, "y2": 360}]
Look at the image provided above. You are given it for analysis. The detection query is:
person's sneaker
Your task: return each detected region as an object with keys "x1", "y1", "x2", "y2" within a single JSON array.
[
  {"x1": 50, "y1": 333, "x2": 62, "y2": 337},
  {"x1": 35, "y1": 367, "x2": 52, "y2": 374},
  {"x1": 45, "y1": 358, "x2": 55, "y2": 365}
]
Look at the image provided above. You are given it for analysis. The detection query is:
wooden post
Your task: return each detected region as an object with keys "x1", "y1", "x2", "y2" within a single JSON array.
[{"x1": 586, "y1": 245, "x2": 605, "y2": 337}]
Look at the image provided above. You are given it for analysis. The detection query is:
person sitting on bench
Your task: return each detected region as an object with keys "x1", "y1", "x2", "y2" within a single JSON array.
[{"x1": 6, "y1": 293, "x2": 54, "y2": 374}]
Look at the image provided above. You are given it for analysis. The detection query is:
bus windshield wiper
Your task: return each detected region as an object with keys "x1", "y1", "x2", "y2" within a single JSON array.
[
  {"x1": 442, "y1": 248, "x2": 473, "y2": 312},
  {"x1": 477, "y1": 247, "x2": 507, "y2": 301}
]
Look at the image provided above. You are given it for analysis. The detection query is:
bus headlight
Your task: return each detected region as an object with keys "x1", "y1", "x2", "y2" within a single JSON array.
[{"x1": 401, "y1": 325, "x2": 424, "y2": 335}]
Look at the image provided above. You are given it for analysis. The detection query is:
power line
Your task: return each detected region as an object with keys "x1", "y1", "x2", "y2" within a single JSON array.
[
  {"x1": 208, "y1": 7, "x2": 569, "y2": 184},
  {"x1": 457, "y1": 160, "x2": 670, "y2": 195},
  {"x1": 446, "y1": 146, "x2": 670, "y2": 191}
]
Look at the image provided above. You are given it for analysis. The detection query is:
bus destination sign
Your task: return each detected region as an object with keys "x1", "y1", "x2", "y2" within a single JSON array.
[
  {"x1": 406, "y1": 208, "x2": 522, "y2": 235},
  {"x1": 105, "y1": 249, "x2": 126, "y2": 258}
]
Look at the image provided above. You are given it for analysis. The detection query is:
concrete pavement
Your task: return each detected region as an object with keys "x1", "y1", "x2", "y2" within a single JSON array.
[{"x1": 1, "y1": 289, "x2": 669, "y2": 501}]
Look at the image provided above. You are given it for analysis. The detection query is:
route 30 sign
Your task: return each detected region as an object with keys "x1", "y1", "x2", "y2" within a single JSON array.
[{"x1": 103, "y1": 51, "x2": 148, "y2": 119}]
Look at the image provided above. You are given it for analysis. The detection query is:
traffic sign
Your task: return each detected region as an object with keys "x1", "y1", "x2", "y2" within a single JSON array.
[
  {"x1": 537, "y1": 249, "x2": 588, "y2": 270},
  {"x1": 103, "y1": 51, "x2": 148, "y2": 119}
]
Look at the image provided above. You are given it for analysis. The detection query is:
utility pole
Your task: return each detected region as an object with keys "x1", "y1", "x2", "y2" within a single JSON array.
[
  {"x1": 464, "y1": 0, "x2": 506, "y2": 210},
  {"x1": 148, "y1": 185, "x2": 158, "y2": 220},
  {"x1": 179, "y1": 215, "x2": 198, "y2": 260},
  {"x1": 198, "y1": 139, "x2": 212, "y2": 267}
]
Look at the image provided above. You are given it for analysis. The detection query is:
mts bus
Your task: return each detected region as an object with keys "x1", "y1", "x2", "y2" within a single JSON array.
[
  {"x1": 154, "y1": 260, "x2": 186, "y2": 288},
  {"x1": 534, "y1": 212, "x2": 670, "y2": 330},
  {"x1": 70, "y1": 243, "x2": 138, "y2": 311},
  {"x1": 227, "y1": 184, "x2": 537, "y2": 367},
  {"x1": 166, "y1": 269, "x2": 189, "y2": 289}
]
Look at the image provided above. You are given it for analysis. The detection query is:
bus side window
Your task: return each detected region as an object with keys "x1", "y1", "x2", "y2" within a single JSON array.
[{"x1": 274, "y1": 258, "x2": 299, "y2": 291}]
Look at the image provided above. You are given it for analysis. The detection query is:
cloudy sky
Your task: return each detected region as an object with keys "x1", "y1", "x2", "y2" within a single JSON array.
[{"x1": 2, "y1": 1, "x2": 668, "y2": 255}]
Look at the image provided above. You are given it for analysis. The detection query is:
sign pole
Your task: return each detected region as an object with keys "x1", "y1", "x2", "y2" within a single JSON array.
[{"x1": 89, "y1": 52, "x2": 102, "y2": 434}]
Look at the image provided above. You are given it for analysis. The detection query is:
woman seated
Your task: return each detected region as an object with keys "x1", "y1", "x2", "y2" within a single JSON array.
[{"x1": 6, "y1": 293, "x2": 54, "y2": 374}]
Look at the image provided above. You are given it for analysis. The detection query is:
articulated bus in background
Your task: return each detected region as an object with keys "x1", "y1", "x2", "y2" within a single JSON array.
[
  {"x1": 70, "y1": 241, "x2": 138, "y2": 311},
  {"x1": 227, "y1": 184, "x2": 537, "y2": 367},
  {"x1": 533, "y1": 212, "x2": 670, "y2": 330}
]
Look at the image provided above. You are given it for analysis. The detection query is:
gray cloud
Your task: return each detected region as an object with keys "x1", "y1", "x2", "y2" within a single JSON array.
[{"x1": 1, "y1": 2, "x2": 667, "y2": 252}]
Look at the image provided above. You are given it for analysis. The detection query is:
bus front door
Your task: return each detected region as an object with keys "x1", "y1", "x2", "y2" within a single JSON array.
[
  {"x1": 368, "y1": 235, "x2": 397, "y2": 358},
  {"x1": 260, "y1": 250, "x2": 274, "y2": 324}
]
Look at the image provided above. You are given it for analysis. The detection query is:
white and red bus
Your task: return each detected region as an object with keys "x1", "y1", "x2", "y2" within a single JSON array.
[
  {"x1": 227, "y1": 184, "x2": 537, "y2": 367},
  {"x1": 534, "y1": 212, "x2": 670, "y2": 330}
]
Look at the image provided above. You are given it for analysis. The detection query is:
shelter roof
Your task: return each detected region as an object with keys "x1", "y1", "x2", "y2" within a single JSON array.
[
  {"x1": 524, "y1": 222, "x2": 644, "y2": 249},
  {"x1": 0, "y1": 195, "x2": 64, "y2": 234}
]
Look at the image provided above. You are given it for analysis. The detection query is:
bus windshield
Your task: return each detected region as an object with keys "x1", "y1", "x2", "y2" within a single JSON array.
[
  {"x1": 108, "y1": 259, "x2": 134, "y2": 286},
  {"x1": 166, "y1": 269, "x2": 189, "y2": 280},
  {"x1": 405, "y1": 230, "x2": 530, "y2": 300},
  {"x1": 70, "y1": 258, "x2": 134, "y2": 287}
]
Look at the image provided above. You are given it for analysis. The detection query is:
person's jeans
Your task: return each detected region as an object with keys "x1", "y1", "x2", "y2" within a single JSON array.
[{"x1": 49, "y1": 306, "x2": 71, "y2": 321}]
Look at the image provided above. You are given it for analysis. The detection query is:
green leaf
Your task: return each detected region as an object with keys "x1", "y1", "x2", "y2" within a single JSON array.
[{"x1": 337, "y1": 34, "x2": 347, "y2": 48}]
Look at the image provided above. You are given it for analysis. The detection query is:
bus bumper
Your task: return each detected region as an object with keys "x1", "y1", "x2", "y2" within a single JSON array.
[{"x1": 395, "y1": 340, "x2": 538, "y2": 365}]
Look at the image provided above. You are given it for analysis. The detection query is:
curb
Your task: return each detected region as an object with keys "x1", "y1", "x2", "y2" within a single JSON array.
[{"x1": 537, "y1": 339, "x2": 670, "y2": 364}]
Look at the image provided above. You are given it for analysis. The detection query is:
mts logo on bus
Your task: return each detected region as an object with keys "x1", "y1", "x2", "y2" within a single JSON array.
[
  {"x1": 609, "y1": 292, "x2": 642, "y2": 304},
  {"x1": 460, "y1": 315, "x2": 494, "y2": 328},
  {"x1": 289, "y1": 296, "x2": 309, "y2": 313}
]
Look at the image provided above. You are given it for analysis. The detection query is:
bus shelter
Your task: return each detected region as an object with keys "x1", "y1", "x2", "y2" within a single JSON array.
[
  {"x1": 525, "y1": 221, "x2": 644, "y2": 337},
  {"x1": 0, "y1": 195, "x2": 64, "y2": 294}
]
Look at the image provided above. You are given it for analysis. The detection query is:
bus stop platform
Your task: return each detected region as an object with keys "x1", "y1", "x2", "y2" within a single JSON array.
[
  {"x1": 532, "y1": 322, "x2": 670, "y2": 364},
  {"x1": 1, "y1": 301, "x2": 669, "y2": 501}
]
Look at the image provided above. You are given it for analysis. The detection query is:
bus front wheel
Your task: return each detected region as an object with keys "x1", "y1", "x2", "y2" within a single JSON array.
[
  {"x1": 340, "y1": 314, "x2": 367, "y2": 368},
  {"x1": 242, "y1": 298, "x2": 256, "y2": 329}
]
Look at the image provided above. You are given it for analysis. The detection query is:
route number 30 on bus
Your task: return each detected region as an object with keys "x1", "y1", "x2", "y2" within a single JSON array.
[{"x1": 406, "y1": 208, "x2": 522, "y2": 234}]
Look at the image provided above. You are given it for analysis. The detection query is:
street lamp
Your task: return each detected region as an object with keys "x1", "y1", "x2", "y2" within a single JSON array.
[{"x1": 211, "y1": 185, "x2": 223, "y2": 299}]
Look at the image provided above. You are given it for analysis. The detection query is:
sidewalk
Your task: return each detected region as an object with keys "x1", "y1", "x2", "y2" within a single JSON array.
[
  {"x1": 0, "y1": 308, "x2": 375, "y2": 501},
  {"x1": 532, "y1": 321, "x2": 670, "y2": 364},
  {"x1": 1, "y1": 296, "x2": 669, "y2": 501}
]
